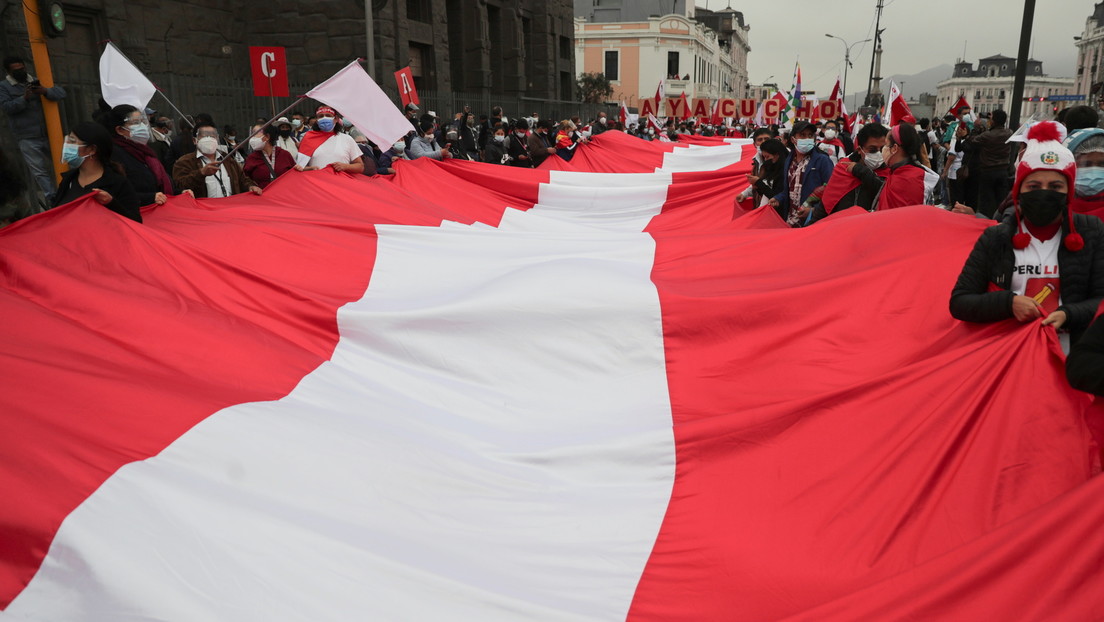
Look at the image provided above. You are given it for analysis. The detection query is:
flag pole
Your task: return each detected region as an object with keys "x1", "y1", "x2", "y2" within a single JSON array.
[{"x1": 218, "y1": 96, "x2": 306, "y2": 164}]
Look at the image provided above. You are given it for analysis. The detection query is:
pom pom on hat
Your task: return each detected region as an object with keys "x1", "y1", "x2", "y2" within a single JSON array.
[{"x1": 1026, "y1": 120, "x2": 1062, "y2": 143}]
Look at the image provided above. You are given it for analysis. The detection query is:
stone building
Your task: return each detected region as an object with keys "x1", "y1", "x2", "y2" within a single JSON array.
[
  {"x1": 935, "y1": 55, "x2": 1076, "y2": 120},
  {"x1": 0, "y1": 0, "x2": 576, "y2": 130},
  {"x1": 573, "y1": 0, "x2": 750, "y2": 108},
  {"x1": 1075, "y1": 1, "x2": 1104, "y2": 107}
]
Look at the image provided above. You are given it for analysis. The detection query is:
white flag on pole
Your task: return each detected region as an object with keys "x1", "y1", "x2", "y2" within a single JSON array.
[
  {"x1": 98, "y1": 42, "x2": 157, "y2": 111},
  {"x1": 307, "y1": 60, "x2": 412, "y2": 149}
]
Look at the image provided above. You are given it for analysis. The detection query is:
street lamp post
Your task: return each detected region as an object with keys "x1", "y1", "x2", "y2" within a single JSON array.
[{"x1": 825, "y1": 34, "x2": 871, "y2": 108}]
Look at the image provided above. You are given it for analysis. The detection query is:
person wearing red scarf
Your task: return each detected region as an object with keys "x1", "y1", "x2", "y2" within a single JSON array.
[
  {"x1": 98, "y1": 105, "x2": 175, "y2": 206},
  {"x1": 871, "y1": 123, "x2": 936, "y2": 211},
  {"x1": 950, "y1": 121, "x2": 1104, "y2": 350}
]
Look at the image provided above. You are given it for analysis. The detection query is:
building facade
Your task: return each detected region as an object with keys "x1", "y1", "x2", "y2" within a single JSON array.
[
  {"x1": 572, "y1": 0, "x2": 749, "y2": 108},
  {"x1": 1075, "y1": 2, "x2": 1104, "y2": 106},
  {"x1": 0, "y1": 0, "x2": 576, "y2": 133},
  {"x1": 935, "y1": 55, "x2": 1076, "y2": 120}
]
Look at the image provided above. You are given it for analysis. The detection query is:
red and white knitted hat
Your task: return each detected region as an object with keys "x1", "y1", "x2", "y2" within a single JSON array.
[{"x1": 1012, "y1": 121, "x2": 1082, "y2": 250}]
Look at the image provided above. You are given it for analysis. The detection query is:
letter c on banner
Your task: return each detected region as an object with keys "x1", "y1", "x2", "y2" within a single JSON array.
[
  {"x1": 261, "y1": 52, "x2": 277, "y2": 78},
  {"x1": 763, "y1": 98, "x2": 781, "y2": 121}
]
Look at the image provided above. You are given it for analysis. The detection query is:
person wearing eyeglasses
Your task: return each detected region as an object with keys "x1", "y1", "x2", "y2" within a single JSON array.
[
  {"x1": 96, "y1": 104, "x2": 174, "y2": 207},
  {"x1": 52, "y1": 122, "x2": 141, "y2": 222},
  {"x1": 172, "y1": 121, "x2": 261, "y2": 198}
]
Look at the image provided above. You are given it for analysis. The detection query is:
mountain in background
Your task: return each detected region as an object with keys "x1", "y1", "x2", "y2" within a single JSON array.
[{"x1": 843, "y1": 64, "x2": 953, "y2": 108}]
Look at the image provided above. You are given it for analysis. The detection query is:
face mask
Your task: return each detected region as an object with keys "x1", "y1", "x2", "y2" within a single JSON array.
[
  {"x1": 196, "y1": 136, "x2": 219, "y2": 155},
  {"x1": 823, "y1": 129, "x2": 837, "y2": 140},
  {"x1": 278, "y1": 129, "x2": 291, "y2": 138},
  {"x1": 422, "y1": 134, "x2": 435, "y2": 142},
  {"x1": 291, "y1": 119, "x2": 303, "y2": 128},
  {"x1": 61, "y1": 143, "x2": 85, "y2": 168},
  {"x1": 466, "y1": 119, "x2": 475, "y2": 127},
  {"x1": 795, "y1": 138, "x2": 815, "y2": 154},
  {"x1": 1018, "y1": 189, "x2": 1067, "y2": 227},
  {"x1": 127, "y1": 122, "x2": 151, "y2": 144},
  {"x1": 493, "y1": 135, "x2": 505, "y2": 143},
  {"x1": 341, "y1": 118, "x2": 353, "y2": 128},
  {"x1": 393, "y1": 142, "x2": 406, "y2": 151},
  {"x1": 599, "y1": 117, "x2": 607, "y2": 125},
  {"x1": 881, "y1": 145, "x2": 894, "y2": 165},
  {"x1": 1075, "y1": 167, "x2": 1104, "y2": 197},
  {"x1": 249, "y1": 136, "x2": 264, "y2": 151},
  {"x1": 864, "y1": 150, "x2": 884, "y2": 169},
  {"x1": 447, "y1": 132, "x2": 458, "y2": 141},
  {"x1": 316, "y1": 117, "x2": 335, "y2": 132},
  {"x1": 11, "y1": 69, "x2": 28, "y2": 82},
  {"x1": 914, "y1": 125, "x2": 922, "y2": 132},
  {"x1": 648, "y1": 130, "x2": 655, "y2": 136},
  {"x1": 516, "y1": 131, "x2": 525, "y2": 137},
  {"x1": 227, "y1": 135, "x2": 236, "y2": 142}
]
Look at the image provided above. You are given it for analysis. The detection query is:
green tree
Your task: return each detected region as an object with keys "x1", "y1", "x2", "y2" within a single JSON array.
[{"x1": 577, "y1": 72, "x2": 613, "y2": 104}]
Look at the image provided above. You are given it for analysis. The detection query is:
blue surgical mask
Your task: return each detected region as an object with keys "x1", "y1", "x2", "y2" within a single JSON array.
[
  {"x1": 1075, "y1": 167, "x2": 1104, "y2": 197},
  {"x1": 127, "y1": 122, "x2": 151, "y2": 144},
  {"x1": 61, "y1": 143, "x2": 85, "y2": 168},
  {"x1": 795, "y1": 138, "x2": 815, "y2": 154},
  {"x1": 317, "y1": 117, "x2": 335, "y2": 132}
]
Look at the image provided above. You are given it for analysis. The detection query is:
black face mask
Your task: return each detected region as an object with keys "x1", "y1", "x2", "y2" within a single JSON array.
[
  {"x1": 278, "y1": 129, "x2": 292, "y2": 138},
  {"x1": 1019, "y1": 189, "x2": 1067, "y2": 227},
  {"x1": 10, "y1": 68, "x2": 28, "y2": 82}
]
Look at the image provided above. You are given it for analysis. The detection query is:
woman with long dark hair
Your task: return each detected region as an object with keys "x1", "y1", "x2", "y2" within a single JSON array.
[
  {"x1": 52, "y1": 122, "x2": 141, "y2": 222},
  {"x1": 97, "y1": 104, "x2": 174, "y2": 207}
]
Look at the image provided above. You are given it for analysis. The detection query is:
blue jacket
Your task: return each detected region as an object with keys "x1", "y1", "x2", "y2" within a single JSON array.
[
  {"x1": 771, "y1": 148, "x2": 834, "y2": 215},
  {"x1": 0, "y1": 74, "x2": 65, "y2": 140}
]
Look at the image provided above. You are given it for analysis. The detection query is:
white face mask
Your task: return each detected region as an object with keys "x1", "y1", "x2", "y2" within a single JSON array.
[
  {"x1": 393, "y1": 141, "x2": 406, "y2": 151},
  {"x1": 864, "y1": 150, "x2": 884, "y2": 169},
  {"x1": 824, "y1": 129, "x2": 837, "y2": 140},
  {"x1": 196, "y1": 136, "x2": 219, "y2": 155},
  {"x1": 492, "y1": 135, "x2": 505, "y2": 143},
  {"x1": 248, "y1": 136, "x2": 264, "y2": 151}
]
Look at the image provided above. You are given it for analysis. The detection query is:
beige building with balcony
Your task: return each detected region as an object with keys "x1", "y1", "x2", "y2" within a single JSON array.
[{"x1": 573, "y1": 0, "x2": 750, "y2": 108}]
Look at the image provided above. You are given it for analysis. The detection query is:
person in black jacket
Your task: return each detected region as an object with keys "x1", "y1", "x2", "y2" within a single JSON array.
[
  {"x1": 950, "y1": 121, "x2": 1104, "y2": 348},
  {"x1": 808, "y1": 122, "x2": 888, "y2": 223},
  {"x1": 52, "y1": 121, "x2": 141, "y2": 222},
  {"x1": 97, "y1": 104, "x2": 175, "y2": 207},
  {"x1": 737, "y1": 138, "x2": 787, "y2": 213},
  {"x1": 1067, "y1": 313, "x2": 1104, "y2": 395},
  {"x1": 506, "y1": 119, "x2": 533, "y2": 168}
]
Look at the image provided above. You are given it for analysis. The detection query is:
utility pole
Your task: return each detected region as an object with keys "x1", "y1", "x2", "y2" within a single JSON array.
[
  {"x1": 865, "y1": 0, "x2": 885, "y2": 108},
  {"x1": 364, "y1": 0, "x2": 376, "y2": 77},
  {"x1": 1009, "y1": 0, "x2": 1036, "y2": 129}
]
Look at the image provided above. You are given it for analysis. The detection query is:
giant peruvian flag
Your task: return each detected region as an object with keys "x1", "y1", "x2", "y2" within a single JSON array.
[{"x1": 2, "y1": 133, "x2": 1103, "y2": 620}]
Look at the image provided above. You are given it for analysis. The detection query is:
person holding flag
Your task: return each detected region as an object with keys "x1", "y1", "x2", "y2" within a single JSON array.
[
  {"x1": 767, "y1": 120, "x2": 834, "y2": 227},
  {"x1": 295, "y1": 106, "x2": 365, "y2": 173},
  {"x1": 950, "y1": 120, "x2": 1104, "y2": 351},
  {"x1": 808, "y1": 122, "x2": 889, "y2": 223}
]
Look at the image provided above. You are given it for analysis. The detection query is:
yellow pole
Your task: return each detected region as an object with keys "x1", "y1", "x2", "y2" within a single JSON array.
[{"x1": 21, "y1": 2, "x2": 65, "y2": 181}]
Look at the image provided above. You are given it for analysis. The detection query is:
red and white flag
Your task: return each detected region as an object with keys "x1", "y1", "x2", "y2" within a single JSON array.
[
  {"x1": 307, "y1": 60, "x2": 412, "y2": 150},
  {"x1": 654, "y1": 79, "x2": 665, "y2": 107},
  {"x1": 2, "y1": 139, "x2": 1103, "y2": 620},
  {"x1": 885, "y1": 81, "x2": 916, "y2": 127}
]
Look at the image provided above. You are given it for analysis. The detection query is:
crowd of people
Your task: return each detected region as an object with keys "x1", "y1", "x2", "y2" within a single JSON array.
[{"x1": 3, "y1": 54, "x2": 1104, "y2": 391}]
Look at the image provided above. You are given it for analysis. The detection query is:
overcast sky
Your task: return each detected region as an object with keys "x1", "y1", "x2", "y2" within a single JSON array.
[{"x1": 696, "y1": 0, "x2": 1091, "y2": 97}]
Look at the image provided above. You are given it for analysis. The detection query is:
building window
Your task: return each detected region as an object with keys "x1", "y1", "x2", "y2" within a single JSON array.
[
  {"x1": 1001, "y1": 64, "x2": 1008, "y2": 71},
  {"x1": 406, "y1": 0, "x2": 431, "y2": 22},
  {"x1": 975, "y1": 90, "x2": 981, "y2": 99},
  {"x1": 604, "y1": 50, "x2": 619, "y2": 81},
  {"x1": 961, "y1": 68, "x2": 968, "y2": 75},
  {"x1": 999, "y1": 89, "x2": 1006, "y2": 99},
  {"x1": 559, "y1": 36, "x2": 571, "y2": 60},
  {"x1": 668, "y1": 51, "x2": 679, "y2": 79}
]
